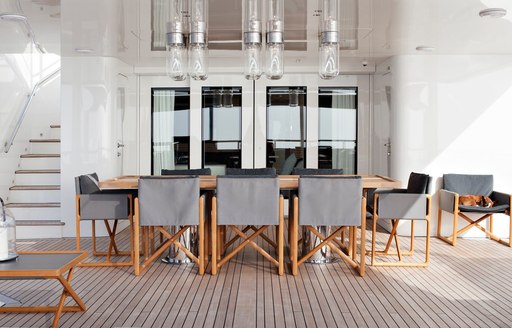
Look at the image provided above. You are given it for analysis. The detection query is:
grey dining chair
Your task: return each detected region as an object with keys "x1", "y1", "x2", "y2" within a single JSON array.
[
  {"x1": 161, "y1": 168, "x2": 212, "y2": 176},
  {"x1": 290, "y1": 176, "x2": 366, "y2": 276},
  {"x1": 225, "y1": 167, "x2": 277, "y2": 176},
  {"x1": 134, "y1": 176, "x2": 206, "y2": 275},
  {"x1": 438, "y1": 174, "x2": 511, "y2": 247},
  {"x1": 211, "y1": 175, "x2": 284, "y2": 275},
  {"x1": 371, "y1": 172, "x2": 432, "y2": 267},
  {"x1": 75, "y1": 173, "x2": 134, "y2": 267}
]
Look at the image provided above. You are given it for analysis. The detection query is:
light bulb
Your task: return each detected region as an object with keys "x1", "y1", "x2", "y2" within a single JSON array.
[
  {"x1": 244, "y1": 43, "x2": 262, "y2": 80},
  {"x1": 319, "y1": 43, "x2": 339, "y2": 79},
  {"x1": 166, "y1": 44, "x2": 187, "y2": 81},
  {"x1": 189, "y1": 43, "x2": 208, "y2": 80},
  {"x1": 266, "y1": 42, "x2": 283, "y2": 80}
]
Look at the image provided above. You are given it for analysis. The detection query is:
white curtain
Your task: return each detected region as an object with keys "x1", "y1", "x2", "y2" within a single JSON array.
[{"x1": 153, "y1": 90, "x2": 176, "y2": 173}]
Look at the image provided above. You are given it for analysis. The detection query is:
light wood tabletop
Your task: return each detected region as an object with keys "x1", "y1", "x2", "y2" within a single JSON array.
[{"x1": 100, "y1": 175, "x2": 401, "y2": 191}]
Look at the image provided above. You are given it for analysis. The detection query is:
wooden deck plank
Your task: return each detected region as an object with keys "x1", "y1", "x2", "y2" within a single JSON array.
[{"x1": 3, "y1": 226, "x2": 512, "y2": 328}]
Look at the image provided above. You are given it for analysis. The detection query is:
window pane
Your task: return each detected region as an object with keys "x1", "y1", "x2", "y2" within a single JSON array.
[
  {"x1": 318, "y1": 87, "x2": 357, "y2": 174},
  {"x1": 266, "y1": 87, "x2": 306, "y2": 174},
  {"x1": 202, "y1": 87, "x2": 242, "y2": 175},
  {"x1": 152, "y1": 88, "x2": 190, "y2": 174}
]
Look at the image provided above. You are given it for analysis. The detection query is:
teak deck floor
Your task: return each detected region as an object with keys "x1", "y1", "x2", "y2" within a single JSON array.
[{"x1": 1, "y1": 221, "x2": 512, "y2": 328}]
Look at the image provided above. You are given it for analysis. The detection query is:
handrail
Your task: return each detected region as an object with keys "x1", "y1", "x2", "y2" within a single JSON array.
[{"x1": 3, "y1": 68, "x2": 61, "y2": 153}]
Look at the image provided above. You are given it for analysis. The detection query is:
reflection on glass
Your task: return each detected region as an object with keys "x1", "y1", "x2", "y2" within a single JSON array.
[
  {"x1": 202, "y1": 87, "x2": 242, "y2": 175},
  {"x1": 266, "y1": 87, "x2": 306, "y2": 174},
  {"x1": 152, "y1": 88, "x2": 190, "y2": 174},
  {"x1": 318, "y1": 87, "x2": 357, "y2": 173}
]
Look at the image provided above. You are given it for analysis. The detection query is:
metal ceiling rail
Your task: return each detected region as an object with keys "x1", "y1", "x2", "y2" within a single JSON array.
[{"x1": 3, "y1": 68, "x2": 61, "y2": 153}]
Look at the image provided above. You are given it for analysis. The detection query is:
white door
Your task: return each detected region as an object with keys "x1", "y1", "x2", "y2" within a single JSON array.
[{"x1": 372, "y1": 68, "x2": 392, "y2": 176}]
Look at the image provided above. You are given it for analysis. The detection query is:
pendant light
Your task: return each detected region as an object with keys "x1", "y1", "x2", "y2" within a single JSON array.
[
  {"x1": 319, "y1": 0, "x2": 339, "y2": 79},
  {"x1": 243, "y1": 0, "x2": 263, "y2": 80},
  {"x1": 189, "y1": 0, "x2": 208, "y2": 80},
  {"x1": 166, "y1": 0, "x2": 187, "y2": 81},
  {"x1": 265, "y1": 0, "x2": 284, "y2": 80}
]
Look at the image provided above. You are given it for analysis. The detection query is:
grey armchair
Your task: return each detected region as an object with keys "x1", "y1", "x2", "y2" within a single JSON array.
[
  {"x1": 371, "y1": 172, "x2": 432, "y2": 267},
  {"x1": 134, "y1": 176, "x2": 205, "y2": 275},
  {"x1": 211, "y1": 175, "x2": 284, "y2": 275},
  {"x1": 75, "y1": 173, "x2": 134, "y2": 267},
  {"x1": 290, "y1": 176, "x2": 366, "y2": 276},
  {"x1": 437, "y1": 174, "x2": 511, "y2": 247}
]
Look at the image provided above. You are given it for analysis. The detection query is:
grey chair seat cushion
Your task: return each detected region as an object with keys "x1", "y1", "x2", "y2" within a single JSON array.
[{"x1": 459, "y1": 204, "x2": 509, "y2": 214}]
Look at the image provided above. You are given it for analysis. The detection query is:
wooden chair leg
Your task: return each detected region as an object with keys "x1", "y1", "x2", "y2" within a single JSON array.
[
  {"x1": 278, "y1": 195, "x2": 284, "y2": 276},
  {"x1": 92, "y1": 221, "x2": 97, "y2": 255},
  {"x1": 371, "y1": 212, "x2": 378, "y2": 266},
  {"x1": 211, "y1": 196, "x2": 217, "y2": 275},
  {"x1": 291, "y1": 196, "x2": 298, "y2": 276},
  {"x1": 360, "y1": 197, "x2": 366, "y2": 276},
  {"x1": 134, "y1": 198, "x2": 140, "y2": 276},
  {"x1": 75, "y1": 196, "x2": 81, "y2": 251},
  {"x1": 199, "y1": 196, "x2": 205, "y2": 275},
  {"x1": 452, "y1": 212, "x2": 459, "y2": 246}
]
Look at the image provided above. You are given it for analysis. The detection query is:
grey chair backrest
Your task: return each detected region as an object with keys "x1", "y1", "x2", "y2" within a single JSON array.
[
  {"x1": 75, "y1": 173, "x2": 100, "y2": 195},
  {"x1": 293, "y1": 168, "x2": 344, "y2": 176},
  {"x1": 298, "y1": 176, "x2": 362, "y2": 226},
  {"x1": 443, "y1": 174, "x2": 493, "y2": 196},
  {"x1": 406, "y1": 172, "x2": 431, "y2": 194},
  {"x1": 225, "y1": 168, "x2": 277, "y2": 176},
  {"x1": 138, "y1": 176, "x2": 200, "y2": 226},
  {"x1": 161, "y1": 168, "x2": 211, "y2": 176},
  {"x1": 216, "y1": 176, "x2": 279, "y2": 225},
  {"x1": 75, "y1": 173, "x2": 129, "y2": 220}
]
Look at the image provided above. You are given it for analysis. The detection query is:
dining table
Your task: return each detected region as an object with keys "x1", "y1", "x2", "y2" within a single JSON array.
[{"x1": 99, "y1": 174, "x2": 401, "y2": 264}]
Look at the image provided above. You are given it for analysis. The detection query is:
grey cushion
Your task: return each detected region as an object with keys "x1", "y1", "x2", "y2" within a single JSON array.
[
  {"x1": 298, "y1": 176, "x2": 362, "y2": 226},
  {"x1": 377, "y1": 193, "x2": 428, "y2": 220},
  {"x1": 79, "y1": 194, "x2": 130, "y2": 220},
  {"x1": 216, "y1": 176, "x2": 279, "y2": 225},
  {"x1": 459, "y1": 204, "x2": 509, "y2": 214},
  {"x1": 76, "y1": 173, "x2": 100, "y2": 194},
  {"x1": 406, "y1": 172, "x2": 430, "y2": 194},
  {"x1": 292, "y1": 168, "x2": 344, "y2": 175},
  {"x1": 225, "y1": 168, "x2": 277, "y2": 176},
  {"x1": 443, "y1": 174, "x2": 493, "y2": 197},
  {"x1": 138, "y1": 176, "x2": 200, "y2": 226},
  {"x1": 161, "y1": 168, "x2": 211, "y2": 176}
]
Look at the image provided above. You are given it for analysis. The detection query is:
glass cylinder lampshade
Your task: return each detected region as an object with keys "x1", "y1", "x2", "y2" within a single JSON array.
[
  {"x1": 243, "y1": 0, "x2": 263, "y2": 80},
  {"x1": 166, "y1": 0, "x2": 186, "y2": 81},
  {"x1": 188, "y1": 0, "x2": 208, "y2": 80},
  {"x1": 319, "y1": 0, "x2": 339, "y2": 79},
  {"x1": 0, "y1": 197, "x2": 17, "y2": 261},
  {"x1": 265, "y1": 0, "x2": 284, "y2": 80}
]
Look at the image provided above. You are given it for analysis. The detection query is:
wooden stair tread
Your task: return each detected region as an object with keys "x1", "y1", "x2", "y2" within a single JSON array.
[
  {"x1": 15, "y1": 169, "x2": 60, "y2": 174},
  {"x1": 50, "y1": 125, "x2": 61, "y2": 128},
  {"x1": 16, "y1": 220, "x2": 65, "y2": 226},
  {"x1": 6, "y1": 202, "x2": 60, "y2": 208},
  {"x1": 29, "y1": 139, "x2": 60, "y2": 143},
  {"x1": 20, "y1": 154, "x2": 60, "y2": 158},
  {"x1": 9, "y1": 185, "x2": 60, "y2": 191}
]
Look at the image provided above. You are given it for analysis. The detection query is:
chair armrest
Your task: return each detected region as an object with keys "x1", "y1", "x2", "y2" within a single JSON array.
[
  {"x1": 79, "y1": 194, "x2": 131, "y2": 219},
  {"x1": 492, "y1": 191, "x2": 511, "y2": 206},
  {"x1": 376, "y1": 193, "x2": 428, "y2": 220},
  {"x1": 439, "y1": 189, "x2": 457, "y2": 214}
]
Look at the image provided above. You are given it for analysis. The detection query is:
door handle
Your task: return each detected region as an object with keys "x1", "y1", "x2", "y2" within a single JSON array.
[{"x1": 117, "y1": 141, "x2": 125, "y2": 148}]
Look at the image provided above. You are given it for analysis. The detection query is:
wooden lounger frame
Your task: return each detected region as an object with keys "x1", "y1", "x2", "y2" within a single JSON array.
[
  {"x1": 75, "y1": 195, "x2": 134, "y2": 267},
  {"x1": 211, "y1": 195, "x2": 284, "y2": 276},
  {"x1": 371, "y1": 194, "x2": 431, "y2": 267}
]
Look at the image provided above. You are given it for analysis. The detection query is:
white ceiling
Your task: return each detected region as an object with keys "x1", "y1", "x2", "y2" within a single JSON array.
[{"x1": 3, "y1": 0, "x2": 512, "y2": 66}]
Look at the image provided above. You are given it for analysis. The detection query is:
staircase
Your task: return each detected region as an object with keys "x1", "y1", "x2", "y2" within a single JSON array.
[{"x1": 5, "y1": 125, "x2": 63, "y2": 239}]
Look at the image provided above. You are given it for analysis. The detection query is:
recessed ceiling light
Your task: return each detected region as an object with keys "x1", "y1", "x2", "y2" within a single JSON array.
[
  {"x1": 479, "y1": 8, "x2": 507, "y2": 18},
  {"x1": 74, "y1": 48, "x2": 94, "y2": 54},
  {"x1": 415, "y1": 46, "x2": 435, "y2": 52}
]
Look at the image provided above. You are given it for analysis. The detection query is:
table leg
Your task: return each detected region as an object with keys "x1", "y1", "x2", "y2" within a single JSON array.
[{"x1": 53, "y1": 267, "x2": 86, "y2": 328}]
